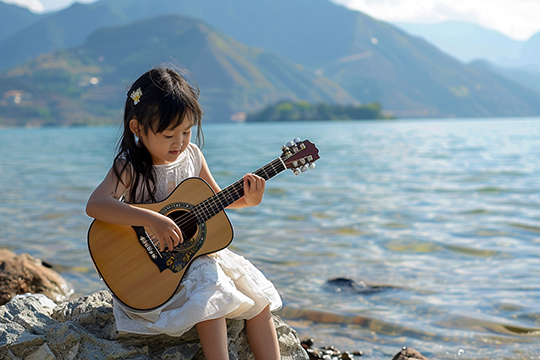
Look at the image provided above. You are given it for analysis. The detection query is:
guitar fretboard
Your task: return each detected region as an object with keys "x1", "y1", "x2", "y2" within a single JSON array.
[{"x1": 193, "y1": 157, "x2": 286, "y2": 223}]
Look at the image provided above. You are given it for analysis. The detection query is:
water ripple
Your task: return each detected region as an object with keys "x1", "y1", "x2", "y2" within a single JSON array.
[{"x1": 2, "y1": 120, "x2": 540, "y2": 359}]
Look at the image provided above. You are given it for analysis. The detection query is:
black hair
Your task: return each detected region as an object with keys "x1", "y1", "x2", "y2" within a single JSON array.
[{"x1": 113, "y1": 66, "x2": 204, "y2": 203}]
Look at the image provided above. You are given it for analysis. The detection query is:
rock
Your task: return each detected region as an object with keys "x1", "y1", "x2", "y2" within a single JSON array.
[
  {"x1": 391, "y1": 346, "x2": 430, "y2": 360},
  {"x1": 301, "y1": 339, "x2": 363, "y2": 360},
  {"x1": 301, "y1": 339, "x2": 430, "y2": 360},
  {"x1": 0, "y1": 249, "x2": 72, "y2": 305},
  {"x1": 0, "y1": 290, "x2": 309, "y2": 360},
  {"x1": 324, "y1": 277, "x2": 394, "y2": 295}
]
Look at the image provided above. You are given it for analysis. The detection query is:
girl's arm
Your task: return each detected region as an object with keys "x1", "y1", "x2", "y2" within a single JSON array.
[
  {"x1": 198, "y1": 154, "x2": 265, "y2": 209},
  {"x1": 86, "y1": 165, "x2": 183, "y2": 251}
]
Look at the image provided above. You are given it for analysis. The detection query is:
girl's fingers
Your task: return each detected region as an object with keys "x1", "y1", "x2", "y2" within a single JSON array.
[
  {"x1": 244, "y1": 174, "x2": 265, "y2": 192},
  {"x1": 175, "y1": 227, "x2": 184, "y2": 244}
]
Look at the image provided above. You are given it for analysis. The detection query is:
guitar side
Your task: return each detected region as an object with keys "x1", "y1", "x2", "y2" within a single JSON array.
[{"x1": 87, "y1": 177, "x2": 234, "y2": 311}]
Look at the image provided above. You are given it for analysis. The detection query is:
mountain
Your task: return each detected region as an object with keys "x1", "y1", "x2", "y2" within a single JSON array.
[
  {"x1": 0, "y1": 15, "x2": 355, "y2": 126},
  {"x1": 0, "y1": 0, "x2": 357, "y2": 70},
  {"x1": 98, "y1": 0, "x2": 357, "y2": 68},
  {"x1": 393, "y1": 21, "x2": 540, "y2": 97},
  {"x1": 0, "y1": 2, "x2": 129, "y2": 70},
  {"x1": 1, "y1": 0, "x2": 540, "y2": 120},
  {"x1": 470, "y1": 61, "x2": 540, "y2": 95},
  {"x1": 393, "y1": 21, "x2": 525, "y2": 66},
  {"x1": 316, "y1": 19, "x2": 540, "y2": 118},
  {"x1": 521, "y1": 32, "x2": 540, "y2": 66},
  {"x1": 0, "y1": 2, "x2": 42, "y2": 42}
]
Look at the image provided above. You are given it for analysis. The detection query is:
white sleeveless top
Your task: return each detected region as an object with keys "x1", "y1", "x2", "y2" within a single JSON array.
[
  {"x1": 123, "y1": 143, "x2": 202, "y2": 204},
  {"x1": 113, "y1": 143, "x2": 282, "y2": 336}
]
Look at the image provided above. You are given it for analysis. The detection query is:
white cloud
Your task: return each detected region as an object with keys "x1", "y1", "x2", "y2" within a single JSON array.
[
  {"x1": 3, "y1": 0, "x2": 44, "y2": 12},
  {"x1": 2, "y1": 0, "x2": 98, "y2": 13},
  {"x1": 332, "y1": 0, "x2": 540, "y2": 40}
]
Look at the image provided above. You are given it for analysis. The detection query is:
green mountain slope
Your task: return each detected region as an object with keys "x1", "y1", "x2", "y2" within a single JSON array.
[
  {"x1": 98, "y1": 0, "x2": 357, "y2": 68},
  {"x1": 0, "y1": 15, "x2": 355, "y2": 126},
  {"x1": 1, "y1": 0, "x2": 540, "y2": 118},
  {"x1": 320, "y1": 20, "x2": 540, "y2": 117}
]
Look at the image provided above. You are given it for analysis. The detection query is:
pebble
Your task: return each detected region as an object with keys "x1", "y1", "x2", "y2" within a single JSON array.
[{"x1": 301, "y1": 338, "x2": 363, "y2": 359}]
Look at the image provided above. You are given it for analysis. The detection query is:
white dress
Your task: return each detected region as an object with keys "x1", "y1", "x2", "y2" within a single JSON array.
[{"x1": 114, "y1": 143, "x2": 282, "y2": 336}]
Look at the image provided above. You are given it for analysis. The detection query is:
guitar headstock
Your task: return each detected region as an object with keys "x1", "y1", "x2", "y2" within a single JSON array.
[{"x1": 281, "y1": 138, "x2": 320, "y2": 175}]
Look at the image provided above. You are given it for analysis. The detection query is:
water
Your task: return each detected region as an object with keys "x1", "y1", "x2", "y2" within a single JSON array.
[{"x1": 2, "y1": 119, "x2": 540, "y2": 359}]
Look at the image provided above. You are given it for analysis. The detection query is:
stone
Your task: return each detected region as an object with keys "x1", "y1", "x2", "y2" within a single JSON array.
[
  {"x1": 391, "y1": 346, "x2": 430, "y2": 360},
  {"x1": 0, "y1": 290, "x2": 309, "y2": 360},
  {"x1": 24, "y1": 343, "x2": 56, "y2": 360},
  {"x1": 324, "y1": 277, "x2": 394, "y2": 294},
  {"x1": 0, "y1": 249, "x2": 72, "y2": 305},
  {"x1": 301, "y1": 339, "x2": 429, "y2": 360}
]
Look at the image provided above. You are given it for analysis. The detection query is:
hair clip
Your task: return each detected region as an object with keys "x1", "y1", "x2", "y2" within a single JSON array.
[{"x1": 130, "y1": 87, "x2": 142, "y2": 105}]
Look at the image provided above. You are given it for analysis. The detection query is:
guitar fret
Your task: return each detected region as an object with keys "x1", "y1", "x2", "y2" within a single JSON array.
[{"x1": 193, "y1": 157, "x2": 288, "y2": 223}]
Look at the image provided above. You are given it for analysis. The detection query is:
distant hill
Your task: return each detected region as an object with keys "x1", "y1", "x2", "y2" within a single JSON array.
[
  {"x1": 1, "y1": 0, "x2": 540, "y2": 120},
  {"x1": 394, "y1": 21, "x2": 540, "y2": 97},
  {"x1": 319, "y1": 20, "x2": 540, "y2": 118},
  {"x1": 393, "y1": 21, "x2": 525, "y2": 66},
  {"x1": 521, "y1": 32, "x2": 540, "y2": 66},
  {"x1": 394, "y1": 21, "x2": 540, "y2": 70},
  {"x1": 0, "y1": 15, "x2": 355, "y2": 126},
  {"x1": 0, "y1": 2, "x2": 41, "y2": 42},
  {"x1": 470, "y1": 60, "x2": 540, "y2": 95},
  {"x1": 0, "y1": 2, "x2": 129, "y2": 70}
]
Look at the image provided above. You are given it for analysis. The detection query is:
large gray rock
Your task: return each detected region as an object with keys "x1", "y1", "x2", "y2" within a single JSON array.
[{"x1": 0, "y1": 290, "x2": 308, "y2": 360}]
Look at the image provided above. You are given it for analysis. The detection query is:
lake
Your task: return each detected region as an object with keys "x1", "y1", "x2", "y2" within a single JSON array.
[{"x1": 1, "y1": 118, "x2": 540, "y2": 359}]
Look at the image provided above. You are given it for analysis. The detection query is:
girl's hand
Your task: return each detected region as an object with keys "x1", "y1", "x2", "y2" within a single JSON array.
[
  {"x1": 242, "y1": 173, "x2": 265, "y2": 207},
  {"x1": 146, "y1": 212, "x2": 184, "y2": 252}
]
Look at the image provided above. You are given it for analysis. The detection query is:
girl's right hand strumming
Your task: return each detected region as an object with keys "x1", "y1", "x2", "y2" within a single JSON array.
[
  {"x1": 146, "y1": 212, "x2": 184, "y2": 252},
  {"x1": 86, "y1": 165, "x2": 184, "y2": 252}
]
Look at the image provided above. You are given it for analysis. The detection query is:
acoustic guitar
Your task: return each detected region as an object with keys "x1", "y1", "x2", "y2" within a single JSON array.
[{"x1": 87, "y1": 138, "x2": 320, "y2": 310}]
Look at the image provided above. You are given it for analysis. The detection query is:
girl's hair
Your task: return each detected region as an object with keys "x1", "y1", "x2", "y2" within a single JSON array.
[{"x1": 114, "y1": 66, "x2": 204, "y2": 203}]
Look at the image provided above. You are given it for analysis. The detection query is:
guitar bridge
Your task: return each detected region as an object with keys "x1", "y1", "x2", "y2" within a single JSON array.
[
  {"x1": 139, "y1": 235, "x2": 162, "y2": 260},
  {"x1": 133, "y1": 226, "x2": 168, "y2": 272}
]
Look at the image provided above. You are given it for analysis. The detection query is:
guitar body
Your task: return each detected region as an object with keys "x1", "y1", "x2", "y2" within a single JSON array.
[
  {"x1": 87, "y1": 177, "x2": 233, "y2": 311},
  {"x1": 87, "y1": 138, "x2": 319, "y2": 312}
]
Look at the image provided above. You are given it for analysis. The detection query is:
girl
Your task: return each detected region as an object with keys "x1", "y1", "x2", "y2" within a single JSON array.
[{"x1": 86, "y1": 67, "x2": 282, "y2": 360}]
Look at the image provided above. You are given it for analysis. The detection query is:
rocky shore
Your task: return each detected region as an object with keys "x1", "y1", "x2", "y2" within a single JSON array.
[
  {"x1": 0, "y1": 249, "x2": 430, "y2": 359},
  {"x1": 0, "y1": 290, "x2": 309, "y2": 360}
]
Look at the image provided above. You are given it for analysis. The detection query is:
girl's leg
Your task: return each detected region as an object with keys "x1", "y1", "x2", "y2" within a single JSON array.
[
  {"x1": 245, "y1": 305, "x2": 280, "y2": 360},
  {"x1": 196, "y1": 317, "x2": 229, "y2": 360}
]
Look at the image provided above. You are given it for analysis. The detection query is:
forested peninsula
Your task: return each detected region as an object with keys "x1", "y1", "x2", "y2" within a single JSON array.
[{"x1": 245, "y1": 101, "x2": 393, "y2": 122}]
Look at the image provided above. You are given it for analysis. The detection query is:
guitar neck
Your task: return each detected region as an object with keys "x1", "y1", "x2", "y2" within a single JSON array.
[{"x1": 194, "y1": 157, "x2": 287, "y2": 222}]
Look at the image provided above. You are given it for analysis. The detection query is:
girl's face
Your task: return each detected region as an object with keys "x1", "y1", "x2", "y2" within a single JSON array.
[{"x1": 130, "y1": 117, "x2": 193, "y2": 165}]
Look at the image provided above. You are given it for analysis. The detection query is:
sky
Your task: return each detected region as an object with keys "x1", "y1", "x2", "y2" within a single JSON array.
[{"x1": 4, "y1": 0, "x2": 540, "y2": 41}]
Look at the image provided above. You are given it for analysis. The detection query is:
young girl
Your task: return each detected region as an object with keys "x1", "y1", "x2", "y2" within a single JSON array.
[{"x1": 86, "y1": 67, "x2": 282, "y2": 360}]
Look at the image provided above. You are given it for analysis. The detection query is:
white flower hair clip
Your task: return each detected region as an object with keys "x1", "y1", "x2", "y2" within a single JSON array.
[{"x1": 130, "y1": 87, "x2": 142, "y2": 105}]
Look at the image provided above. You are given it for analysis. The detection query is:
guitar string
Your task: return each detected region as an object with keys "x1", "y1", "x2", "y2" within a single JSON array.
[
  {"x1": 140, "y1": 144, "x2": 315, "y2": 254},
  {"x1": 143, "y1": 157, "x2": 287, "y2": 251},
  {"x1": 145, "y1": 162, "x2": 278, "y2": 250}
]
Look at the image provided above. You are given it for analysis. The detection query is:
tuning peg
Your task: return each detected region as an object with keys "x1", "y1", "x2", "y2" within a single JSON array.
[
  {"x1": 286, "y1": 141, "x2": 295, "y2": 148},
  {"x1": 301, "y1": 165, "x2": 309, "y2": 172},
  {"x1": 293, "y1": 169, "x2": 301, "y2": 175},
  {"x1": 281, "y1": 145, "x2": 289, "y2": 152},
  {"x1": 309, "y1": 162, "x2": 316, "y2": 170},
  {"x1": 294, "y1": 137, "x2": 301, "y2": 144}
]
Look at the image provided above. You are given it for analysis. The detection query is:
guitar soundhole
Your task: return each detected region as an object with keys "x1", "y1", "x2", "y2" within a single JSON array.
[{"x1": 168, "y1": 210, "x2": 199, "y2": 250}]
